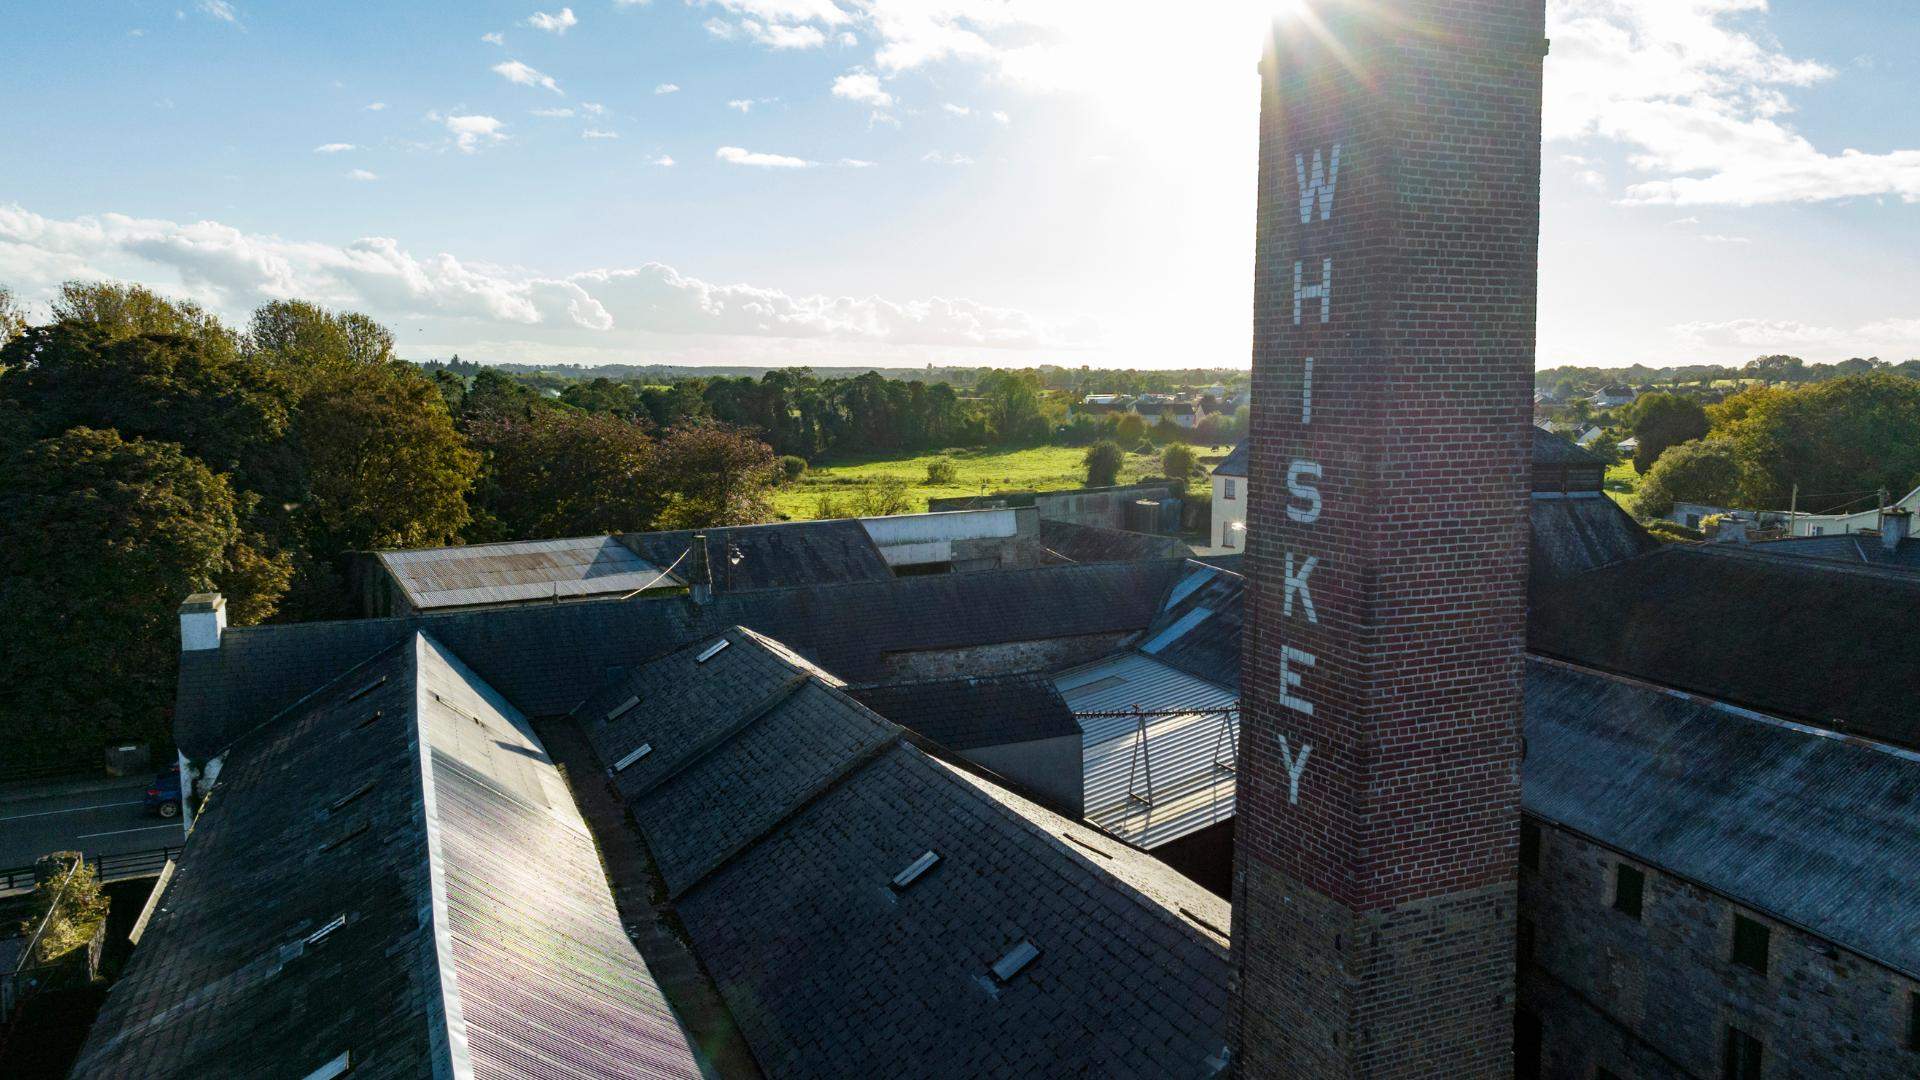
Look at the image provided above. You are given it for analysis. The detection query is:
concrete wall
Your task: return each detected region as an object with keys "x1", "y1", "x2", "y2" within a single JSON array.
[
  {"x1": 1033, "y1": 485, "x2": 1175, "y2": 531},
  {"x1": 1520, "y1": 819, "x2": 1920, "y2": 1079},
  {"x1": 959, "y1": 736, "x2": 1084, "y2": 818},
  {"x1": 859, "y1": 508, "x2": 1042, "y2": 572},
  {"x1": 875, "y1": 632, "x2": 1136, "y2": 684}
]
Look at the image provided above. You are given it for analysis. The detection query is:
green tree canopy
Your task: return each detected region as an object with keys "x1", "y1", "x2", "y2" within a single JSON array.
[
  {"x1": 245, "y1": 299, "x2": 396, "y2": 380},
  {"x1": 0, "y1": 428, "x2": 273, "y2": 765},
  {"x1": 466, "y1": 410, "x2": 661, "y2": 541},
  {"x1": 652, "y1": 421, "x2": 779, "y2": 528},
  {"x1": 1084, "y1": 440, "x2": 1125, "y2": 487},
  {"x1": 1627, "y1": 392, "x2": 1709, "y2": 474},
  {"x1": 1161, "y1": 443, "x2": 1201, "y2": 480},
  {"x1": 1628, "y1": 438, "x2": 1744, "y2": 520},
  {"x1": 1710, "y1": 374, "x2": 1920, "y2": 507}
]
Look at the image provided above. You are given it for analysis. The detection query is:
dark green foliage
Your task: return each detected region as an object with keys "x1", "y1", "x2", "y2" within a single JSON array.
[
  {"x1": 779, "y1": 455, "x2": 809, "y2": 484},
  {"x1": 1161, "y1": 444, "x2": 1200, "y2": 480},
  {"x1": 1711, "y1": 374, "x2": 1920, "y2": 508},
  {"x1": 467, "y1": 410, "x2": 661, "y2": 540},
  {"x1": 652, "y1": 421, "x2": 780, "y2": 528},
  {"x1": 1642, "y1": 519, "x2": 1705, "y2": 544},
  {"x1": 1629, "y1": 439, "x2": 1742, "y2": 519},
  {"x1": 1627, "y1": 393, "x2": 1709, "y2": 474},
  {"x1": 1084, "y1": 441, "x2": 1125, "y2": 487},
  {"x1": 924, "y1": 457, "x2": 957, "y2": 486}
]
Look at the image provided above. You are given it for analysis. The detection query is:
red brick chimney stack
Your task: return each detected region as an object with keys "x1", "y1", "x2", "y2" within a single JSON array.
[{"x1": 1231, "y1": 2, "x2": 1544, "y2": 1077}]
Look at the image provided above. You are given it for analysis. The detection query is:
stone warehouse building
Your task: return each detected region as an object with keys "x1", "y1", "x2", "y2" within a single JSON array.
[{"x1": 63, "y1": 2, "x2": 1920, "y2": 1077}]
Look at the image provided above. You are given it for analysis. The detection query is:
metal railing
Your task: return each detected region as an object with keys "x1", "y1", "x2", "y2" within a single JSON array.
[{"x1": 0, "y1": 845, "x2": 182, "y2": 898}]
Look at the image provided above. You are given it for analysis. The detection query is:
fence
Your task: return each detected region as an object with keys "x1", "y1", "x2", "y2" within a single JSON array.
[{"x1": 0, "y1": 846, "x2": 182, "y2": 899}]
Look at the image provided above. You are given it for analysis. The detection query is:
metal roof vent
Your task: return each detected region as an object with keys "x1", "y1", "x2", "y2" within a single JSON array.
[
  {"x1": 890, "y1": 851, "x2": 940, "y2": 891},
  {"x1": 605, "y1": 695, "x2": 640, "y2": 723},
  {"x1": 990, "y1": 940, "x2": 1040, "y2": 984},
  {"x1": 610, "y1": 743, "x2": 653, "y2": 773},
  {"x1": 301, "y1": 1051, "x2": 352, "y2": 1080},
  {"x1": 696, "y1": 639, "x2": 730, "y2": 663},
  {"x1": 345, "y1": 676, "x2": 387, "y2": 703},
  {"x1": 304, "y1": 914, "x2": 347, "y2": 947}
]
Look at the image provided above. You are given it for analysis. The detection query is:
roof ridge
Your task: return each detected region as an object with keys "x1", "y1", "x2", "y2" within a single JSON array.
[{"x1": 1683, "y1": 540, "x2": 1920, "y2": 587}]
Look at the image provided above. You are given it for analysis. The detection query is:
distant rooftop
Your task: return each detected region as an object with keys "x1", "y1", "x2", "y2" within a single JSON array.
[
  {"x1": 1211, "y1": 441, "x2": 1249, "y2": 478},
  {"x1": 1745, "y1": 532, "x2": 1920, "y2": 573},
  {"x1": 378, "y1": 534, "x2": 681, "y2": 612}
]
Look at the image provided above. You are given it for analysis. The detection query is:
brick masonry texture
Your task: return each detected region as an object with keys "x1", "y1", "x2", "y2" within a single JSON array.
[
  {"x1": 1521, "y1": 821, "x2": 1920, "y2": 1080},
  {"x1": 1232, "y1": 1, "x2": 1543, "y2": 1076}
]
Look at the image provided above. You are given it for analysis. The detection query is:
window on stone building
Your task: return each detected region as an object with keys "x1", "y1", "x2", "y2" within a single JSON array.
[
  {"x1": 1722, "y1": 1025, "x2": 1762, "y2": 1080},
  {"x1": 1224, "y1": 478, "x2": 1237, "y2": 501},
  {"x1": 1731, "y1": 913, "x2": 1770, "y2": 975},
  {"x1": 1611, "y1": 863, "x2": 1644, "y2": 920},
  {"x1": 1520, "y1": 819, "x2": 1541, "y2": 871}
]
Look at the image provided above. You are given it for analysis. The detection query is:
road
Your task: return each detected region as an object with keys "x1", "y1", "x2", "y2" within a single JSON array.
[{"x1": 0, "y1": 777, "x2": 184, "y2": 870}]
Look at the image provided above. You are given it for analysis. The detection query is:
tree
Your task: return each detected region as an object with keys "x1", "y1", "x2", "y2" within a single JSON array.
[
  {"x1": 1115, "y1": 413, "x2": 1148, "y2": 446},
  {"x1": 466, "y1": 411, "x2": 661, "y2": 541},
  {"x1": 1711, "y1": 374, "x2": 1920, "y2": 507},
  {"x1": 652, "y1": 421, "x2": 779, "y2": 528},
  {"x1": 0, "y1": 285, "x2": 24, "y2": 351},
  {"x1": 855, "y1": 474, "x2": 913, "y2": 517},
  {"x1": 1161, "y1": 444, "x2": 1201, "y2": 481},
  {"x1": 245, "y1": 299, "x2": 395, "y2": 381},
  {"x1": 924, "y1": 457, "x2": 958, "y2": 486},
  {"x1": 47, "y1": 281, "x2": 231, "y2": 348},
  {"x1": 1628, "y1": 439, "x2": 1743, "y2": 520},
  {"x1": 1627, "y1": 392, "x2": 1708, "y2": 474},
  {"x1": 1084, "y1": 441, "x2": 1125, "y2": 487},
  {"x1": 0, "y1": 429, "x2": 276, "y2": 765},
  {"x1": 294, "y1": 363, "x2": 478, "y2": 557},
  {"x1": 779, "y1": 455, "x2": 809, "y2": 484},
  {"x1": 976, "y1": 370, "x2": 1051, "y2": 445}
]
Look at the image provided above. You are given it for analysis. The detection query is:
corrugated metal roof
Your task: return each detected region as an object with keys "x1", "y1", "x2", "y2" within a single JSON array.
[
  {"x1": 381, "y1": 535, "x2": 681, "y2": 610},
  {"x1": 1057, "y1": 654, "x2": 1238, "y2": 850},
  {"x1": 1525, "y1": 658, "x2": 1920, "y2": 981}
]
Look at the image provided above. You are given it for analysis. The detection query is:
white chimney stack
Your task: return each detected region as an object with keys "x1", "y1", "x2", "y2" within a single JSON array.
[
  {"x1": 179, "y1": 593, "x2": 227, "y2": 652},
  {"x1": 1881, "y1": 508, "x2": 1912, "y2": 552}
]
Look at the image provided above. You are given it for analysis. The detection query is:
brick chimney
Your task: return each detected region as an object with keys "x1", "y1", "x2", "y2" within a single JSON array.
[
  {"x1": 1881, "y1": 508, "x2": 1912, "y2": 552},
  {"x1": 1232, "y1": 2, "x2": 1542, "y2": 1077}
]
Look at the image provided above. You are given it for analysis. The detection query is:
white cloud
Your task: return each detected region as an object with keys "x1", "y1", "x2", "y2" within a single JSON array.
[
  {"x1": 727, "y1": 99, "x2": 754, "y2": 113},
  {"x1": 744, "y1": 20, "x2": 825, "y2": 49},
  {"x1": 1670, "y1": 216, "x2": 1702, "y2": 226},
  {"x1": 652, "y1": 155, "x2": 676, "y2": 167},
  {"x1": 583, "y1": 129, "x2": 619, "y2": 140},
  {"x1": 1547, "y1": 0, "x2": 1920, "y2": 206},
  {"x1": 197, "y1": 1, "x2": 238, "y2": 25},
  {"x1": 530, "y1": 107, "x2": 575, "y2": 118},
  {"x1": 703, "y1": 0, "x2": 849, "y2": 25},
  {"x1": 654, "y1": 83, "x2": 681, "y2": 95},
  {"x1": 838, "y1": 158, "x2": 876, "y2": 168},
  {"x1": 1700, "y1": 234, "x2": 1752, "y2": 244},
  {"x1": 434, "y1": 113, "x2": 507, "y2": 153},
  {"x1": 0, "y1": 203, "x2": 1084, "y2": 352},
  {"x1": 525, "y1": 7, "x2": 577, "y2": 34},
  {"x1": 922, "y1": 150, "x2": 974, "y2": 166},
  {"x1": 837, "y1": 31, "x2": 857, "y2": 46},
  {"x1": 314, "y1": 143, "x2": 355, "y2": 154},
  {"x1": 868, "y1": 110, "x2": 900, "y2": 129},
  {"x1": 703, "y1": 18, "x2": 738, "y2": 40},
  {"x1": 482, "y1": 31, "x2": 505, "y2": 45},
  {"x1": 832, "y1": 69, "x2": 892, "y2": 108},
  {"x1": 493, "y1": 60, "x2": 562, "y2": 94},
  {"x1": 581, "y1": 102, "x2": 607, "y2": 116},
  {"x1": 1673, "y1": 317, "x2": 1920, "y2": 361},
  {"x1": 366, "y1": 102, "x2": 388, "y2": 111},
  {"x1": 717, "y1": 146, "x2": 814, "y2": 168},
  {"x1": 347, "y1": 169, "x2": 378, "y2": 182},
  {"x1": 942, "y1": 103, "x2": 969, "y2": 116},
  {"x1": 991, "y1": 110, "x2": 1009, "y2": 125},
  {"x1": 615, "y1": 0, "x2": 650, "y2": 6}
]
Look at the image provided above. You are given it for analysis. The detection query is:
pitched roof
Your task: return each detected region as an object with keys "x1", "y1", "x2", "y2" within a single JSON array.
[
  {"x1": 618, "y1": 519, "x2": 893, "y2": 592},
  {"x1": 1527, "y1": 496, "x2": 1659, "y2": 590},
  {"x1": 1211, "y1": 441, "x2": 1249, "y2": 478},
  {"x1": 1745, "y1": 533, "x2": 1920, "y2": 572},
  {"x1": 846, "y1": 674, "x2": 1080, "y2": 751},
  {"x1": 1530, "y1": 426, "x2": 1607, "y2": 467},
  {"x1": 1525, "y1": 658, "x2": 1920, "y2": 981},
  {"x1": 75, "y1": 633, "x2": 701, "y2": 1080},
  {"x1": 575, "y1": 628, "x2": 1232, "y2": 1077},
  {"x1": 377, "y1": 534, "x2": 681, "y2": 611},
  {"x1": 1039, "y1": 519, "x2": 1193, "y2": 564},
  {"x1": 1529, "y1": 544, "x2": 1920, "y2": 748},
  {"x1": 177, "y1": 559, "x2": 1186, "y2": 760},
  {"x1": 1138, "y1": 562, "x2": 1244, "y2": 690}
]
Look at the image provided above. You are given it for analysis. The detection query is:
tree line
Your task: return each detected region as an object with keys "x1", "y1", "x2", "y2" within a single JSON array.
[{"x1": 1538, "y1": 354, "x2": 1920, "y2": 401}]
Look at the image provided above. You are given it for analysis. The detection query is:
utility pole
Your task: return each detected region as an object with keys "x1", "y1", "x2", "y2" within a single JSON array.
[{"x1": 1789, "y1": 483, "x2": 1798, "y2": 536}]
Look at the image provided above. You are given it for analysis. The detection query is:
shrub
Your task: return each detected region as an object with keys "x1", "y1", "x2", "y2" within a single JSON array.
[
  {"x1": 854, "y1": 475, "x2": 913, "y2": 517},
  {"x1": 23, "y1": 852, "x2": 109, "y2": 967},
  {"x1": 1161, "y1": 444, "x2": 1201, "y2": 480},
  {"x1": 924, "y1": 457, "x2": 958, "y2": 486},
  {"x1": 1644, "y1": 520, "x2": 1705, "y2": 544},
  {"x1": 813, "y1": 493, "x2": 852, "y2": 519},
  {"x1": 1084, "y1": 441, "x2": 1125, "y2": 487},
  {"x1": 779, "y1": 455, "x2": 809, "y2": 484}
]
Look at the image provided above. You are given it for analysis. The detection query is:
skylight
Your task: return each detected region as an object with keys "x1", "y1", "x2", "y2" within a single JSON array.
[
  {"x1": 1163, "y1": 568, "x2": 1216, "y2": 611},
  {"x1": 696, "y1": 639, "x2": 730, "y2": 663},
  {"x1": 301, "y1": 1052, "x2": 351, "y2": 1080},
  {"x1": 304, "y1": 914, "x2": 347, "y2": 946},
  {"x1": 890, "y1": 850, "x2": 941, "y2": 891},
  {"x1": 611, "y1": 743, "x2": 653, "y2": 773},
  {"x1": 606, "y1": 695, "x2": 640, "y2": 722},
  {"x1": 990, "y1": 940, "x2": 1040, "y2": 983},
  {"x1": 1141, "y1": 608, "x2": 1212, "y2": 654}
]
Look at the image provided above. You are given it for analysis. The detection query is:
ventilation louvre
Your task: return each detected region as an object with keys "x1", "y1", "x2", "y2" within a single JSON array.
[
  {"x1": 610, "y1": 743, "x2": 653, "y2": 773},
  {"x1": 345, "y1": 676, "x2": 387, "y2": 703},
  {"x1": 304, "y1": 914, "x2": 347, "y2": 946},
  {"x1": 696, "y1": 639, "x2": 730, "y2": 663},
  {"x1": 990, "y1": 939, "x2": 1040, "y2": 984}
]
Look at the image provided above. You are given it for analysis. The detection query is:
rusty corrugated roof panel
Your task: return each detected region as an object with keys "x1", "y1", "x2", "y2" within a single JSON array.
[{"x1": 380, "y1": 535, "x2": 681, "y2": 610}]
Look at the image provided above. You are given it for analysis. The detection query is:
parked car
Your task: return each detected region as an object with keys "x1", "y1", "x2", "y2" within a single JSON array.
[{"x1": 145, "y1": 767, "x2": 181, "y2": 819}]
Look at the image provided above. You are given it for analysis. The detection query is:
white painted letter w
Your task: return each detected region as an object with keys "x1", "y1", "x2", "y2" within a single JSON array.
[{"x1": 1296, "y1": 145, "x2": 1341, "y2": 224}]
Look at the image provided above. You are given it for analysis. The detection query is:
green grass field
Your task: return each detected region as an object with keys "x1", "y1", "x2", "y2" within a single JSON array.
[
  {"x1": 1604, "y1": 459, "x2": 1639, "y2": 508},
  {"x1": 772, "y1": 444, "x2": 1235, "y2": 520}
]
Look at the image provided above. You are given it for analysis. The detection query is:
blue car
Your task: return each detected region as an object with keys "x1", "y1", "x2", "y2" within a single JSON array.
[{"x1": 145, "y1": 768, "x2": 182, "y2": 819}]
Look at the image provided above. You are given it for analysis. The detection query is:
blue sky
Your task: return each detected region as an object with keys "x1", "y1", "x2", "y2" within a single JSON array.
[{"x1": 1, "y1": 1, "x2": 1917, "y2": 370}]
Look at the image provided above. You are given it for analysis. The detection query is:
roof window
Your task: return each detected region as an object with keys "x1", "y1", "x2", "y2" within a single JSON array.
[
  {"x1": 611, "y1": 743, "x2": 653, "y2": 773},
  {"x1": 990, "y1": 940, "x2": 1040, "y2": 984},
  {"x1": 606, "y1": 695, "x2": 640, "y2": 722},
  {"x1": 305, "y1": 914, "x2": 347, "y2": 946},
  {"x1": 696, "y1": 639, "x2": 731, "y2": 663},
  {"x1": 890, "y1": 851, "x2": 941, "y2": 891},
  {"x1": 301, "y1": 1052, "x2": 352, "y2": 1080}
]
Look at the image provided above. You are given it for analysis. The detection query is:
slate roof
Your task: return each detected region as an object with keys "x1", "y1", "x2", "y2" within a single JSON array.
[
  {"x1": 1527, "y1": 496, "x2": 1658, "y2": 590},
  {"x1": 75, "y1": 633, "x2": 700, "y2": 1080},
  {"x1": 1530, "y1": 426, "x2": 1607, "y2": 466},
  {"x1": 1525, "y1": 657, "x2": 1920, "y2": 981},
  {"x1": 1744, "y1": 533, "x2": 1920, "y2": 572},
  {"x1": 1139, "y1": 562, "x2": 1244, "y2": 690},
  {"x1": 1039, "y1": 519, "x2": 1193, "y2": 564},
  {"x1": 618, "y1": 519, "x2": 893, "y2": 593},
  {"x1": 575, "y1": 628, "x2": 1232, "y2": 1078},
  {"x1": 1529, "y1": 544, "x2": 1920, "y2": 748},
  {"x1": 177, "y1": 559, "x2": 1187, "y2": 760},
  {"x1": 377, "y1": 534, "x2": 682, "y2": 611},
  {"x1": 847, "y1": 674, "x2": 1080, "y2": 751},
  {"x1": 1211, "y1": 441, "x2": 1249, "y2": 478}
]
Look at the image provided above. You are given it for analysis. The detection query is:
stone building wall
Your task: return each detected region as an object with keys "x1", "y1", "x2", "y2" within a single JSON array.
[{"x1": 1520, "y1": 818, "x2": 1920, "y2": 1079}]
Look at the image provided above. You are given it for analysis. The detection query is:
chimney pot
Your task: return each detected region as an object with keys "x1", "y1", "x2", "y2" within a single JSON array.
[
  {"x1": 1881, "y1": 508, "x2": 1911, "y2": 552},
  {"x1": 179, "y1": 593, "x2": 227, "y2": 652}
]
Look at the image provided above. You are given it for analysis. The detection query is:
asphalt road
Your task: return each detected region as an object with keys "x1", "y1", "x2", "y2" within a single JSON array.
[{"x1": 0, "y1": 777, "x2": 184, "y2": 870}]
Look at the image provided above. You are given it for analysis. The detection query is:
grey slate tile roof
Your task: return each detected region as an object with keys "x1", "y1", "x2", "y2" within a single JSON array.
[
  {"x1": 1039, "y1": 519, "x2": 1194, "y2": 564},
  {"x1": 1210, "y1": 441, "x2": 1249, "y2": 478},
  {"x1": 582, "y1": 628, "x2": 1232, "y2": 1078},
  {"x1": 1530, "y1": 426, "x2": 1608, "y2": 466},
  {"x1": 845, "y1": 674, "x2": 1080, "y2": 751},
  {"x1": 74, "y1": 633, "x2": 701, "y2": 1080},
  {"x1": 618, "y1": 519, "x2": 894, "y2": 592},
  {"x1": 377, "y1": 534, "x2": 682, "y2": 611},
  {"x1": 1138, "y1": 561, "x2": 1244, "y2": 690},
  {"x1": 1745, "y1": 533, "x2": 1920, "y2": 572},
  {"x1": 1529, "y1": 544, "x2": 1920, "y2": 748},
  {"x1": 178, "y1": 559, "x2": 1186, "y2": 760},
  {"x1": 1525, "y1": 657, "x2": 1920, "y2": 981},
  {"x1": 1527, "y1": 495, "x2": 1658, "y2": 589}
]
